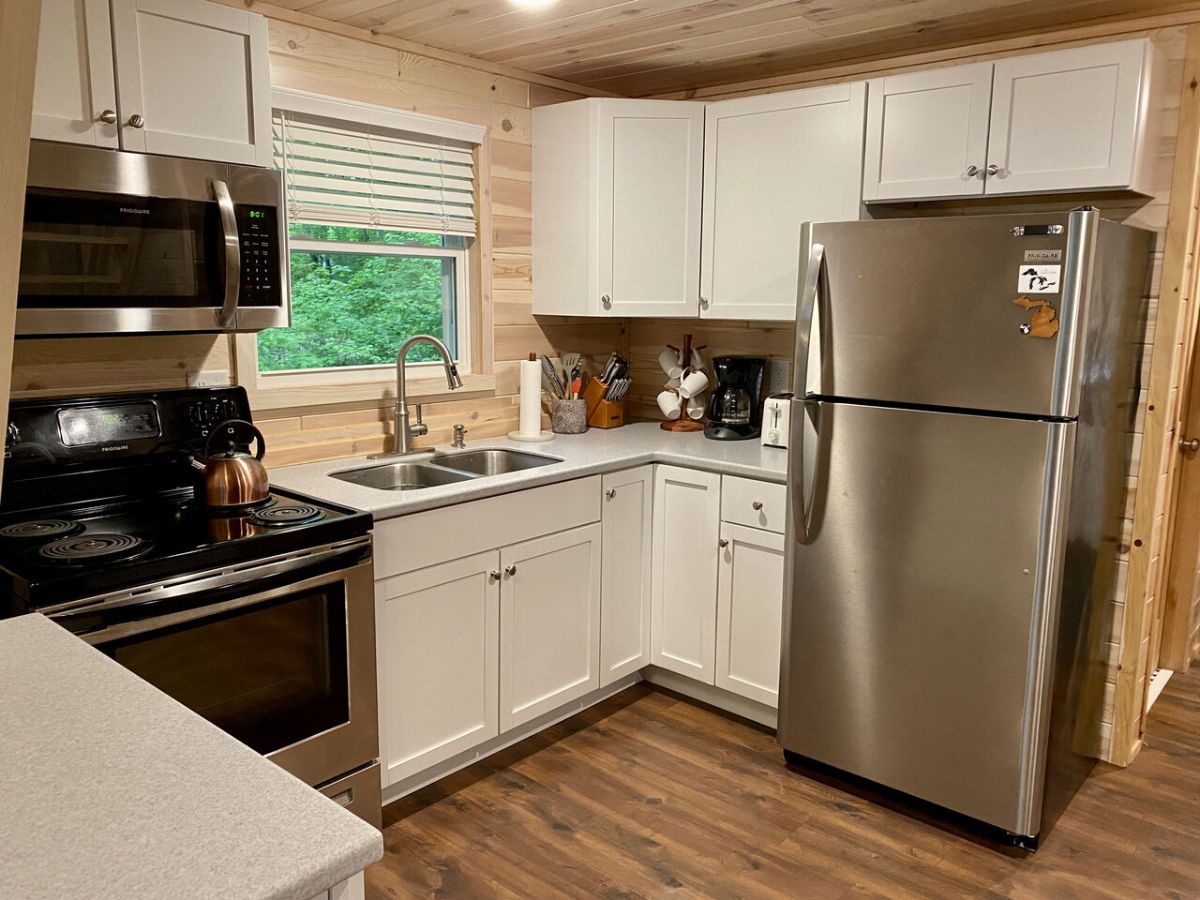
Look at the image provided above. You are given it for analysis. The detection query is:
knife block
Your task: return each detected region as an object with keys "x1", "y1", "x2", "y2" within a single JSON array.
[{"x1": 583, "y1": 378, "x2": 625, "y2": 429}]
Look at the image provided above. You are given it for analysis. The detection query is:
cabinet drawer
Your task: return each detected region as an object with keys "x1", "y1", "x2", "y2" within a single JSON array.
[
  {"x1": 721, "y1": 475, "x2": 787, "y2": 534},
  {"x1": 374, "y1": 476, "x2": 602, "y2": 579}
]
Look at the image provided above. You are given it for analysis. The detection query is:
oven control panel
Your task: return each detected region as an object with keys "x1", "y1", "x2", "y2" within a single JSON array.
[
  {"x1": 185, "y1": 395, "x2": 242, "y2": 441},
  {"x1": 236, "y1": 205, "x2": 281, "y2": 307}
]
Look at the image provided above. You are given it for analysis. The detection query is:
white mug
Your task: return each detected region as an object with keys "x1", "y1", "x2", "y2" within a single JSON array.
[
  {"x1": 656, "y1": 389, "x2": 682, "y2": 420},
  {"x1": 678, "y1": 369, "x2": 709, "y2": 399},
  {"x1": 686, "y1": 394, "x2": 706, "y2": 420},
  {"x1": 657, "y1": 349, "x2": 682, "y2": 377},
  {"x1": 690, "y1": 349, "x2": 705, "y2": 370},
  {"x1": 666, "y1": 375, "x2": 682, "y2": 389}
]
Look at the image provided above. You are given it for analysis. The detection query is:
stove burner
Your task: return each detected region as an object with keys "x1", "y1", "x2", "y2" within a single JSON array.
[
  {"x1": 0, "y1": 519, "x2": 84, "y2": 541},
  {"x1": 38, "y1": 533, "x2": 151, "y2": 565},
  {"x1": 251, "y1": 504, "x2": 324, "y2": 527}
]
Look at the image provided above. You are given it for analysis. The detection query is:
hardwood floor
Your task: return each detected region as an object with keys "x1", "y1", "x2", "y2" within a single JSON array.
[{"x1": 367, "y1": 671, "x2": 1200, "y2": 898}]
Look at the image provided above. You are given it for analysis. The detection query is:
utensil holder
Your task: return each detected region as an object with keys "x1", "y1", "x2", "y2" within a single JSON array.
[
  {"x1": 551, "y1": 398, "x2": 587, "y2": 434},
  {"x1": 583, "y1": 378, "x2": 625, "y2": 429}
]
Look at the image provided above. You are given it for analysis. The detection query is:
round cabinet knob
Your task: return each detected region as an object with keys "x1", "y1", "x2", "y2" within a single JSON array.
[
  {"x1": 97, "y1": 109, "x2": 117, "y2": 124},
  {"x1": 127, "y1": 114, "x2": 145, "y2": 129},
  {"x1": 605, "y1": 489, "x2": 616, "y2": 499},
  {"x1": 601, "y1": 294, "x2": 612, "y2": 309},
  {"x1": 966, "y1": 164, "x2": 979, "y2": 177},
  {"x1": 504, "y1": 564, "x2": 517, "y2": 576},
  {"x1": 1181, "y1": 437, "x2": 1200, "y2": 452},
  {"x1": 751, "y1": 500, "x2": 764, "y2": 511},
  {"x1": 986, "y1": 164, "x2": 1000, "y2": 176},
  {"x1": 699, "y1": 296, "x2": 710, "y2": 309},
  {"x1": 718, "y1": 538, "x2": 729, "y2": 548},
  {"x1": 489, "y1": 570, "x2": 501, "y2": 582}
]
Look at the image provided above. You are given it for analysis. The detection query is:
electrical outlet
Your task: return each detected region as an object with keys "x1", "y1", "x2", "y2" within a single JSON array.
[
  {"x1": 186, "y1": 370, "x2": 232, "y2": 388},
  {"x1": 766, "y1": 357, "x2": 792, "y2": 397}
]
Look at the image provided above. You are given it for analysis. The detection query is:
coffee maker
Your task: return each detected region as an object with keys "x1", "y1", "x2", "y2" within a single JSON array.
[{"x1": 704, "y1": 356, "x2": 766, "y2": 441}]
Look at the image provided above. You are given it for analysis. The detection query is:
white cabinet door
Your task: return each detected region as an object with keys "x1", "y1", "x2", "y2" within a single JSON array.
[
  {"x1": 985, "y1": 40, "x2": 1150, "y2": 196},
  {"x1": 376, "y1": 551, "x2": 500, "y2": 786},
  {"x1": 500, "y1": 524, "x2": 601, "y2": 730},
  {"x1": 600, "y1": 466, "x2": 653, "y2": 685},
  {"x1": 863, "y1": 62, "x2": 993, "y2": 202},
  {"x1": 109, "y1": 0, "x2": 272, "y2": 165},
  {"x1": 715, "y1": 522, "x2": 786, "y2": 708},
  {"x1": 701, "y1": 83, "x2": 866, "y2": 320},
  {"x1": 598, "y1": 100, "x2": 705, "y2": 317},
  {"x1": 31, "y1": 0, "x2": 119, "y2": 148},
  {"x1": 651, "y1": 465, "x2": 721, "y2": 682}
]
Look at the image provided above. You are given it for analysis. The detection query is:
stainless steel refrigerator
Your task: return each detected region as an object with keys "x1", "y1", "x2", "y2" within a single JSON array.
[{"x1": 778, "y1": 208, "x2": 1152, "y2": 848}]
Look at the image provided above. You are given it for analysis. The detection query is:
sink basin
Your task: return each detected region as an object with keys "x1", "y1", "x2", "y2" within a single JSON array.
[
  {"x1": 429, "y1": 449, "x2": 560, "y2": 476},
  {"x1": 331, "y1": 461, "x2": 476, "y2": 491}
]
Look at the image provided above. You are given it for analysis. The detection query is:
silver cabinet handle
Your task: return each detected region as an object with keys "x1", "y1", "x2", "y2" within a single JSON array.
[
  {"x1": 751, "y1": 500, "x2": 763, "y2": 511},
  {"x1": 1181, "y1": 438, "x2": 1200, "y2": 452},
  {"x1": 97, "y1": 109, "x2": 117, "y2": 124},
  {"x1": 211, "y1": 179, "x2": 241, "y2": 329},
  {"x1": 504, "y1": 564, "x2": 517, "y2": 576},
  {"x1": 127, "y1": 113, "x2": 145, "y2": 128},
  {"x1": 986, "y1": 164, "x2": 1000, "y2": 176},
  {"x1": 605, "y1": 489, "x2": 616, "y2": 499},
  {"x1": 966, "y1": 164, "x2": 979, "y2": 177},
  {"x1": 488, "y1": 570, "x2": 501, "y2": 582},
  {"x1": 718, "y1": 538, "x2": 729, "y2": 548},
  {"x1": 601, "y1": 294, "x2": 612, "y2": 309}
]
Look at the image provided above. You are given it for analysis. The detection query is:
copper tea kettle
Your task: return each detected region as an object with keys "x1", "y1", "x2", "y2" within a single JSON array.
[{"x1": 193, "y1": 419, "x2": 269, "y2": 509}]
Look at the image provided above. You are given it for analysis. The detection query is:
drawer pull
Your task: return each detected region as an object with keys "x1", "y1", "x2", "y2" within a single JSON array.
[{"x1": 752, "y1": 500, "x2": 763, "y2": 511}]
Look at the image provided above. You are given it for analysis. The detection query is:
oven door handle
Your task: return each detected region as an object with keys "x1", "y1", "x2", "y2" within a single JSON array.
[
  {"x1": 212, "y1": 178, "x2": 241, "y2": 330},
  {"x1": 58, "y1": 547, "x2": 369, "y2": 645},
  {"x1": 42, "y1": 539, "x2": 369, "y2": 621}
]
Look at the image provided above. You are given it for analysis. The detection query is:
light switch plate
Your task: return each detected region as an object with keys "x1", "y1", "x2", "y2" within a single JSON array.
[
  {"x1": 187, "y1": 370, "x2": 232, "y2": 388},
  {"x1": 766, "y1": 357, "x2": 792, "y2": 396}
]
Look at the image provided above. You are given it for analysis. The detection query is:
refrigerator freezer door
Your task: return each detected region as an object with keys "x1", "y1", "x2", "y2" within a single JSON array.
[
  {"x1": 779, "y1": 401, "x2": 1073, "y2": 836},
  {"x1": 797, "y1": 212, "x2": 1094, "y2": 418}
]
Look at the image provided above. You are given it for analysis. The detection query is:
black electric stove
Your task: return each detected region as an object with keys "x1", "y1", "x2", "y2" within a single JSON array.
[{"x1": 0, "y1": 386, "x2": 371, "y2": 616}]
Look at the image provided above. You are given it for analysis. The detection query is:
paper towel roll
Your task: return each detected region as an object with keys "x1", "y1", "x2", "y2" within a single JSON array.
[{"x1": 518, "y1": 357, "x2": 543, "y2": 437}]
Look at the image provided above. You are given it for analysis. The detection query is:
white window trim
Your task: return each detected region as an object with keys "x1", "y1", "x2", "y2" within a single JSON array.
[{"x1": 233, "y1": 91, "x2": 493, "y2": 413}]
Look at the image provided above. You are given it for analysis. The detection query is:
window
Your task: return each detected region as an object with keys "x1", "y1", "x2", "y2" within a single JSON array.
[{"x1": 238, "y1": 90, "x2": 486, "y2": 400}]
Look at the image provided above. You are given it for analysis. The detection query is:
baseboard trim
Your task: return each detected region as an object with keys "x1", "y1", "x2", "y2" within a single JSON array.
[{"x1": 642, "y1": 666, "x2": 778, "y2": 729}]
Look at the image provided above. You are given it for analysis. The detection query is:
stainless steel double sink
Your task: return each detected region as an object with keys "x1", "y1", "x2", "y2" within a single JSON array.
[{"x1": 331, "y1": 448, "x2": 561, "y2": 492}]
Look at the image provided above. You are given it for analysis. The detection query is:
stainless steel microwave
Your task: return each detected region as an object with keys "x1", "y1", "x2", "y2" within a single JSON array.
[{"x1": 18, "y1": 141, "x2": 289, "y2": 336}]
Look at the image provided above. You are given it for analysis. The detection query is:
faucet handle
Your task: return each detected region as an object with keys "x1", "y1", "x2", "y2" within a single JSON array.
[
  {"x1": 453, "y1": 424, "x2": 468, "y2": 448},
  {"x1": 412, "y1": 403, "x2": 429, "y2": 438}
]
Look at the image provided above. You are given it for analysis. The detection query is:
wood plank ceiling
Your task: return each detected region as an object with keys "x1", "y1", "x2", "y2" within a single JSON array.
[{"x1": 270, "y1": 0, "x2": 1200, "y2": 96}]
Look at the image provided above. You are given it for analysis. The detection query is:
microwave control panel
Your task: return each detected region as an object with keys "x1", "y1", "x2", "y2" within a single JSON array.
[{"x1": 235, "y1": 205, "x2": 282, "y2": 306}]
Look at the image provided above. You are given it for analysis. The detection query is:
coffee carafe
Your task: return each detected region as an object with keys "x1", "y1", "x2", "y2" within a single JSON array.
[{"x1": 704, "y1": 357, "x2": 766, "y2": 441}]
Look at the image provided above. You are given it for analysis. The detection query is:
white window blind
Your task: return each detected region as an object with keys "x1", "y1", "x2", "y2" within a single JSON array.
[{"x1": 272, "y1": 109, "x2": 477, "y2": 236}]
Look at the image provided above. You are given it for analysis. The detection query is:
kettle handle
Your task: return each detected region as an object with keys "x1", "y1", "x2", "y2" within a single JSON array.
[{"x1": 205, "y1": 419, "x2": 266, "y2": 461}]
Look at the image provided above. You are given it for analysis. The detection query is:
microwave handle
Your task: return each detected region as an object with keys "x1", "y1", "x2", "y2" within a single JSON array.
[{"x1": 212, "y1": 179, "x2": 241, "y2": 329}]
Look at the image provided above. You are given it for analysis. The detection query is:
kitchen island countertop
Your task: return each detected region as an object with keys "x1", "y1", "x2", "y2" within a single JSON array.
[
  {"x1": 269, "y1": 421, "x2": 789, "y2": 520},
  {"x1": 0, "y1": 613, "x2": 382, "y2": 900}
]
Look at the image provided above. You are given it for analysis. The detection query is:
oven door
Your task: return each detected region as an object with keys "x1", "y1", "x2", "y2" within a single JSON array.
[
  {"x1": 19, "y1": 141, "x2": 288, "y2": 336},
  {"x1": 56, "y1": 547, "x2": 377, "y2": 790}
]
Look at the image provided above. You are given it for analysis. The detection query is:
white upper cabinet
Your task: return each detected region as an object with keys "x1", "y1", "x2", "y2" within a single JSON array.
[
  {"x1": 533, "y1": 98, "x2": 705, "y2": 317},
  {"x1": 32, "y1": 0, "x2": 119, "y2": 148},
  {"x1": 863, "y1": 62, "x2": 994, "y2": 202},
  {"x1": 110, "y1": 0, "x2": 272, "y2": 166},
  {"x1": 864, "y1": 39, "x2": 1155, "y2": 202},
  {"x1": 985, "y1": 40, "x2": 1152, "y2": 196},
  {"x1": 701, "y1": 84, "x2": 866, "y2": 320},
  {"x1": 32, "y1": 0, "x2": 271, "y2": 166}
]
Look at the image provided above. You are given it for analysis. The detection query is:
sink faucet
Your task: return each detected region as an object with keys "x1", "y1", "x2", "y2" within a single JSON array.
[{"x1": 378, "y1": 335, "x2": 462, "y2": 457}]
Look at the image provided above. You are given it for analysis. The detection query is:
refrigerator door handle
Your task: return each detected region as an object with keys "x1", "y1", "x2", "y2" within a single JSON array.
[
  {"x1": 793, "y1": 228, "x2": 824, "y2": 399},
  {"x1": 792, "y1": 228, "x2": 826, "y2": 545},
  {"x1": 789, "y1": 397, "x2": 813, "y2": 544}
]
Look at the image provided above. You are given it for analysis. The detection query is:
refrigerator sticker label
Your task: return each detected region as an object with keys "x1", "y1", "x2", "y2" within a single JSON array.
[
  {"x1": 1013, "y1": 296, "x2": 1060, "y2": 339},
  {"x1": 1024, "y1": 249, "x2": 1062, "y2": 262},
  {"x1": 1018, "y1": 264, "x2": 1061, "y2": 294}
]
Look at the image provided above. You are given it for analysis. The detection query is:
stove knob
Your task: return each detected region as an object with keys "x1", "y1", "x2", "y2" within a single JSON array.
[{"x1": 6, "y1": 423, "x2": 18, "y2": 447}]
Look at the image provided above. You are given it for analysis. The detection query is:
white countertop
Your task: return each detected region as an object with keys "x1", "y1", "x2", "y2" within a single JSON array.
[
  {"x1": 269, "y1": 422, "x2": 789, "y2": 519},
  {"x1": 0, "y1": 614, "x2": 382, "y2": 900}
]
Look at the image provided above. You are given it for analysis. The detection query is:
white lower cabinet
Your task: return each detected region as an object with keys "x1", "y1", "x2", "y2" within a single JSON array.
[
  {"x1": 600, "y1": 467, "x2": 654, "y2": 685},
  {"x1": 651, "y1": 466, "x2": 722, "y2": 682},
  {"x1": 500, "y1": 524, "x2": 602, "y2": 730},
  {"x1": 375, "y1": 550, "x2": 500, "y2": 785},
  {"x1": 715, "y1": 522, "x2": 786, "y2": 707}
]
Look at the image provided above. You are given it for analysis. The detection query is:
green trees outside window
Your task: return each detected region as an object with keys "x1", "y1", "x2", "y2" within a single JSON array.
[{"x1": 257, "y1": 225, "x2": 461, "y2": 373}]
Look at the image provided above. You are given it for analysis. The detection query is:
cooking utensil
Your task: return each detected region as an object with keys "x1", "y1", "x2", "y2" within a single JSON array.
[
  {"x1": 540, "y1": 355, "x2": 565, "y2": 399},
  {"x1": 192, "y1": 419, "x2": 270, "y2": 509}
]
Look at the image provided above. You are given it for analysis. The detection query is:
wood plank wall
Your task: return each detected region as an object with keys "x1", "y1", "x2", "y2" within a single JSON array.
[
  {"x1": 621, "y1": 24, "x2": 1188, "y2": 763},
  {"x1": 8, "y1": 20, "x2": 623, "y2": 469}
]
